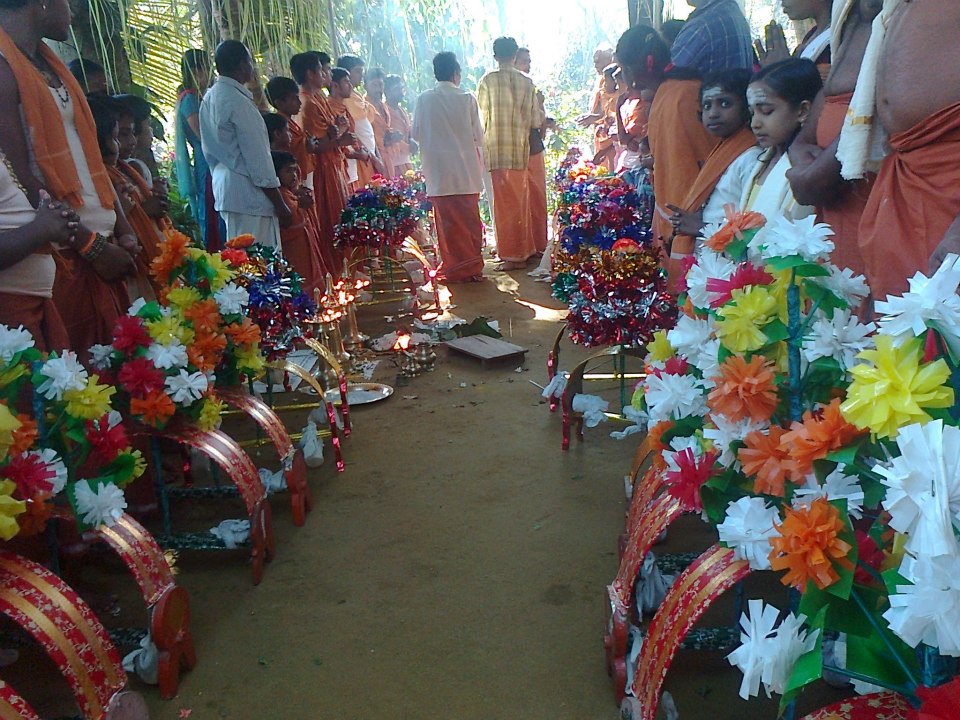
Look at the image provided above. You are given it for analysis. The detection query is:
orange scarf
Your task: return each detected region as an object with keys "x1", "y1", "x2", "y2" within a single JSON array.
[{"x1": 0, "y1": 27, "x2": 114, "y2": 209}]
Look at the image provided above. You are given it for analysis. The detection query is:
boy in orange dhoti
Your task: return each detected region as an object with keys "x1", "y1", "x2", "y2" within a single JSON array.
[
  {"x1": 266, "y1": 77, "x2": 315, "y2": 185},
  {"x1": 273, "y1": 151, "x2": 325, "y2": 294}
]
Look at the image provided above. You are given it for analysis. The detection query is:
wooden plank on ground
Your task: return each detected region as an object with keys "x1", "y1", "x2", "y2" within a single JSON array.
[{"x1": 443, "y1": 336, "x2": 528, "y2": 368}]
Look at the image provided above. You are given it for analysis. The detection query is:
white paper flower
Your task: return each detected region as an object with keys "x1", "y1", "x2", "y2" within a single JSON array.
[
  {"x1": 36, "y1": 351, "x2": 88, "y2": 400},
  {"x1": 666, "y1": 435, "x2": 702, "y2": 461},
  {"x1": 793, "y1": 466, "x2": 865, "y2": 519},
  {"x1": 875, "y1": 254, "x2": 960, "y2": 347},
  {"x1": 801, "y1": 309, "x2": 876, "y2": 371},
  {"x1": 765, "y1": 611, "x2": 819, "y2": 695},
  {"x1": 88, "y1": 344, "x2": 115, "y2": 371},
  {"x1": 0, "y1": 324, "x2": 34, "y2": 362},
  {"x1": 146, "y1": 340, "x2": 188, "y2": 370},
  {"x1": 699, "y1": 221, "x2": 725, "y2": 241},
  {"x1": 718, "y1": 497, "x2": 780, "y2": 570},
  {"x1": 643, "y1": 373, "x2": 709, "y2": 423},
  {"x1": 687, "y1": 337, "x2": 721, "y2": 385},
  {"x1": 164, "y1": 369, "x2": 208, "y2": 406},
  {"x1": 704, "y1": 415, "x2": 769, "y2": 467},
  {"x1": 74, "y1": 480, "x2": 126, "y2": 527},
  {"x1": 877, "y1": 421, "x2": 960, "y2": 559},
  {"x1": 31, "y1": 448, "x2": 68, "y2": 495},
  {"x1": 812, "y1": 264, "x2": 871, "y2": 308},
  {"x1": 668, "y1": 315, "x2": 715, "y2": 361},
  {"x1": 750, "y1": 215, "x2": 835, "y2": 262},
  {"x1": 127, "y1": 297, "x2": 148, "y2": 316},
  {"x1": 884, "y1": 554, "x2": 960, "y2": 657},
  {"x1": 214, "y1": 282, "x2": 249, "y2": 315},
  {"x1": 686, "y1": 249, "x2": 736, "y2": 310}
]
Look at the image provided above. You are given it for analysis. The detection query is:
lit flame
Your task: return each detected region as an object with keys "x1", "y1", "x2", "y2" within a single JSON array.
[{"x1": 393, "y1": 329, "x2": 412, "y2": 351}]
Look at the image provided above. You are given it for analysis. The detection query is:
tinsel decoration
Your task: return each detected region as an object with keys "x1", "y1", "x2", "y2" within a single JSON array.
[{"x1": 334, "y1": 172, "x2": 429, "y2": 251}]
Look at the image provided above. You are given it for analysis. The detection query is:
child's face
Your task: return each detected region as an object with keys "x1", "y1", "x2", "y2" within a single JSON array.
[
  {"x1": 271, "y1": 124, "x2": 293, "y2": 151},
  {"x1": 701, "y1": 86, "x2": 747, "y2": 140},
  {"x1": 274, "y1": 93, "x2": 302, "y2": 118},
  {"x1": 100, "y1": 123, "x2": 120, "y2": 166},
  {"x1": 136, "y1": 118, "x2": 154, "y2": 149},
  {"x1": 278, "y1": 163, "x2": 299, "y2": 190},
  {"x1": 117, "y1": 115, "x2": 137, "y2": 159},
  {"x1": 748, "y1": 81, "x2": 809, "y2": 149}
]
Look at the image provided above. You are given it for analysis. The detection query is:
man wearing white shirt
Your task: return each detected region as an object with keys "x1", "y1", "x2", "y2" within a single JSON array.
[
  {"x1": 412, "y1": 52, "x2": 486, "y2": 283},
  {"x1": 200, "y1": 40, "x2": 290, "y2": 248}
]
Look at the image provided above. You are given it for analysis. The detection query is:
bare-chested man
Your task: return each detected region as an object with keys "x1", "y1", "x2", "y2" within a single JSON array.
[
  {"x1": 858, "y1": 0, "x2": 960, "y2": 298},
  {"x1": 787, "y1": 0, "x2": 882, "y2": 277}
]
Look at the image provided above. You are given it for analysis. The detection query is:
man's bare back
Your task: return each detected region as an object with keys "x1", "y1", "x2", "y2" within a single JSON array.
[
  {"x1": 877, "y1": 0, "x2": 960, "y2": 135},
  {"x1": 824, "y1": 0, "x2": 881, "y2": 96}
]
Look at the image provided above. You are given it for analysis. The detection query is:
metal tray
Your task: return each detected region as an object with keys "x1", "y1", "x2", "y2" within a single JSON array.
[{"x1": 323, "y1": 382, "x2": 394, "y2": 406}]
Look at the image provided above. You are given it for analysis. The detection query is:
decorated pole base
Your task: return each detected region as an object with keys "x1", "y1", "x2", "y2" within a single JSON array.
[
  {"x1": 0, "y1": 551, "x2": 147, "y2": 720},
  {"x1": 152, "y1": 423, "x2": 275, "y2": 585},
  {"x1": 95, "y1": 513, "x2": 196, "y2": 699},
  {"x1": 219, "y1": 386, "x2": 313, "y2": 527},
  {"x1": 546, "y1": 325, "x2": 565, "y2": 413}
]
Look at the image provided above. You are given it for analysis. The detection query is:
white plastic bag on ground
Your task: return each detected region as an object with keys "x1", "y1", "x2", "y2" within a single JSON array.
[
  {"x1": 210, "y1": 519, "x2": 250, "y2": 549},
  {"x1": 540, "y1": 371, "x2": 568, "y2": 401},
  {"x1": 634, "y1": 552, "x2": 674, "y2": 615},
  {"x1": 299, "y1": 420, "x2": 325, "y2": 468},
  {"x1": 122, "y1": 632, "x2": 159, "y2": 685},
  {"x1": 571, "y1": 393, "x2": 609, "y2": 427},
  {"x1": 611, "y1": 405, "x2": 649, "y2": 440},
  {"x1": 258, "y1": 467, "x2": 287, "y2": 495}
]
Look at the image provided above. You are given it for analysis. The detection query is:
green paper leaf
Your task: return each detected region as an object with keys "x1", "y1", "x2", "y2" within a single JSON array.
[
  {"x1": 824, "y1": 499, "x2": 858, "y2": 600},
  {"x1": 826, "y1": 439, "x2": 865, "y2": 466},
  {"x1": 798, "y1": 582, "x2": 883, "y2": 637},
  {"x1": 801, "y1": 278, "x2": 848, "y2": 315},
  {"x1": 779, "y1": 605, "x2": 827, "y2": 715},
  {"x1": 766, "y1": 256, "x2": 831, "y2": 277},
  {"x1": 763, "y1": 319, "x2": 790, "y2": 344},
  {"x1": 725, "y1": 236, "x2": 749, "y2": 260},
  {"x1": 845, "y1": 623, "x2": 920, "y2": 690},
  {"x1": 812, "y1": 459, "x2": 837, "y2": 484}
]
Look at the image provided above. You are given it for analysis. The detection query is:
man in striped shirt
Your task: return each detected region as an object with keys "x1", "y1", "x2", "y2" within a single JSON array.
[
  {"x1": 477, "y1": 36, "x2": 545, "y2": 270},
  {"x1": 670, "y1": 0, "x2": 755, "y2": 74}
]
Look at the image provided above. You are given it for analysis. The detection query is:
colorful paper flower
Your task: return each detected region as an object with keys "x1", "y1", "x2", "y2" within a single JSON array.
[
  {"x1": 1, "y1": 451, "x2": 56, "y2": 497},
  {"x1": 0, "y1": 404, "x2": 19, "y2": 462},
  {"x1": 150, "y1": 229, "x2": 191, "y2": 285},
  {"x1": 667, "y1": 315, "x2": 715, "y2": 368},
  {"x1": 708, "y1": 355, "x2": 779, "y2": 424},
  {"x1": 86, "y1": 415, "x2": 131, "y2": 465},
  {"x1": 793, "y1": 466, "x2": 865, "y2": 520},
  {"x1": 197, "y1": 395, "x2": 224, "y2": 431},
  {"x1": 36, "y1": 351, "x2": 88, "y2": 400},
  {"x1": 146, "y1": 314, "x2": 194, "y2": 346},
  {"x1": 703, "y1": 415, "x2": 768, "y2": 467},
  {"x1": 685, "y1": 249, "x2": 736, "y2": 310},
  {"x1": 768, "y1": 497, "x2": 854, "y2": 590},
  {"x1": 88, "y1": 343, "x2": 117, "y2": 371},
  {"x1": 117, "y1": 357, "x2": 166, "y2": 397},
  {"x1": 129, "y1": 390, "x2": 176, "y2": 428},
  {"x1": 718, "y1": 497, "x2": 781, "y2": 570},
  {"x1": 9, "y1": 415, "x2": 37, "y2": 455},
  {"x1": 166, "y1": 286, "x2": 202, "y2": 311},
  {"x1": 876, "y1": 420, "x2": 960, "y2": 559},
  {"x1": 0, "y1": 479, "x2": 25, "y2": 540},
  {"x1": 112, "y1": 315, "x2": 153, "y2": 354},
  {"x1": 750, "y1": 215, "x2": 834, "y2": 262},
  {"x1": 663, "y1": 447, "x2": 718, "y2": 512},
  {"x1": 642, "y1": 372, "x2": 709, "y2": 423},
  {"x1": 0, "y1": 325, "x2": 34, "y2": 362},
  {"x1": 840, "y1": 336, "x2": 954, "y2": 438},
  {"x1": 224, "y1": 318, "x2": 261, "y2": 346},
  {"x1": 739, "y1": 425, "x2": 801, "y2": 497},
  {"x1": 164, "y1": 370, "x2": 208, "y2": 406},
  {"x1": 62, "y1": 377, "x2": 116, "y2": 420},
  {"x1": 73, "y1": 480, "x2": 126, "y2": 528},
  {"x1": 801, "y1": 309, "x2": 876, "y2": 371},
  {"x1": 715, "y1": 286, "x2": 780, "y2": 353},
  {"x1": 214, "y1": 282, "x2": 249, "y2": 315},
  {"x1": 884, "y1": 554, "x2": 960, "y2": 657},
  {"x1": 145, "y1": 340, "x2": 188, "y2": 370},
  {"x1": 705, "y1": 205, "x2": 766, "y2": 253},
  {"x1": 812, "y1": 264, "x2": 870, "y2": 309},
  {"x1": 875, "y1": 254, "x2": 960, "y2": 347},
  {"x1": 779, "y1": 399, "x2": 866, "y2": 477},
  {"x1": 645, "y1": 330, "x2": 675, "y2": 363},
  {"x1": 705, "y1": 262, "x2": 774, "y2": 308}
]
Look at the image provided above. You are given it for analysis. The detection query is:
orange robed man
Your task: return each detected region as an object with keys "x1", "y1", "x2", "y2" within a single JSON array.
[
  {"x1": 292, "y1": 51, "x2": 353, "y2": 275},
  {"x1": 336, "y1": 54, "x2": 386, "y2": 189},
  {"x1": 413, "y1": 52, "x2": 486, "y2": 283},
  {"x1": 0, "y1": 5, "x2": 137, "y2": 356},
  {"x1": 384, "y1": 75, "x2": 417, "y2": 177},
  {"x1": 365, "y1": 67, "x2": 394, "y2": 179}
]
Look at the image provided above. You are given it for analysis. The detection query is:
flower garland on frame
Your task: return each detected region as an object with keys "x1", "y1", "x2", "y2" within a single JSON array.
[{"x1": 333, "y1": 171, "x2": 429, "y2": 252}]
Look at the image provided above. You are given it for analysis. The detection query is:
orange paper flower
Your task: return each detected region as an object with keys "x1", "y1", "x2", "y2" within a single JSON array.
[
  {"x1": 183, "y1": 299, "x2": 222, "y2": 334},
  {"x1": 226, "y1": 234, "x2": 256, "y2": 249},
  {"x1": 705, "y1": 205, "x2": 766, "y2": 252},
  {"x1": 188, "y1": 331, "x2": 228, "y2": 371},
  {"x1": 647, "y1": 420, "x2": 673, "y2": 472},
  {"x1": 769, "y1": 497, "x2": 853, "y2": 590},
  {"x1": 738, "y1": 426, "x2": 802, "y2": 497},
  {"x1": 779, "y1": 399, "x2": 866, "y2": 477},
  {"x1": 16, "y1": 493, "x2": 52, "y2": 537},
  {"x1": 150, "y1": 230, "x2": 191, "y2": 284},
  {"x1": 9, "y1": 415, "x2": 37, "y2": 455},
  {"x1": 708, "y1": 355, "x2": 779, "y2": 423},
  {"x1": 130, "y1": 390, "x2": 176, "y2": 428},
  {"x1": 224, "y1": 317, "x2": 261, "y2": 346}
]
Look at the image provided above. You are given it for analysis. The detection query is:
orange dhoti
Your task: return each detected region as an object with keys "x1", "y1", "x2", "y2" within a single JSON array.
[
  {"x1": 859, "y1": 100, "x2": 960, "y2": 300},
  {"x1": 280, "y1": 188, "x2": 325, "y2": 295},
  {"x1": 527, "y1": 151, "x2": 548, "y2": 254},
  {"x1": 311, "y1": 156, "x2": 349, "y2": 277},
  {"x1": 52, "y1": 249, "x2": 129, "y2": 358},
  {"x1": 0, "y1": 292, "x2": 69, "y2": 352},
  {"x1": 648, "y1": 79, "x2": 719, "y2": 254},
  {"x1": 431, "y1": 194, "x2": 485, "y2": 282},
  {"x1": 490, "y1": 168, "x2": 535, "y2": 263},
  {"x1": 817, "y1": 93, "x2": 871, "y2": 277}
]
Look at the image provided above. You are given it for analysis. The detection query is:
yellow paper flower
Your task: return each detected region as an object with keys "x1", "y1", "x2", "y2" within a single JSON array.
[
  {"x1": 62, "y1": 377, "x2": 116, "y2": 420},
  {"x1": 647, "y1": 330, "x2": 675, "y2": 362},
  {"x1": 147, "y1": 315, "x2": 195, "y2": 346},
  {"x1": 715, "y1": 286, "x2": 780, "y2": 353},
  {"x1": 0, "y1": 479, "x2": 25, "y2": 541},
  {"x1": 166, "y1": 286, "x2": 202, "y2": 311},
  {"x1": 0, "y1": 403, "x2": 21, "y2": 463},
  {"x1": 840, "y1": 335, "x2": 954, "y2": 438},
  {"x1": 235, "y1": 345, "x2": 265, "y2": 376},
  {"x1": 205, "y1": 253, "x2": 234, "y2": 291},
  {"x1": 197, "y1": 396, "x2": 224, "y2": 431}
]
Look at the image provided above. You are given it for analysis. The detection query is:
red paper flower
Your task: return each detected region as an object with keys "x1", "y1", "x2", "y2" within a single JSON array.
[
  {"x1": 220, "y1": 248, "x2": 249, "y2": 267},
  {"x1": 648, "y1": 357, "x2": 690, "y2": 379},
  {"x1": 118, "y1": 357, "x2": 166, "y2": 397},
  {"x1": 1, "y1": 453, "x2": 55, "y2": 498},
  {"x1": 663, "y1": 448, "x2": 718, "y2": 512},
  {"x1": 853, "y1": 529, "x2": 885, "y2": 586},
  {"x1": 676, "y1": 255, "x2": 697, "y2": 293},
  {"x1": 706, "y1": 262, "x2": 774, "y2": 308},
  {"x1": 112, "y1": 316, "x2": 151, "y2": 354},
  {"x1": 86, "y1": 416, "x2": 131, "y2": 465}
]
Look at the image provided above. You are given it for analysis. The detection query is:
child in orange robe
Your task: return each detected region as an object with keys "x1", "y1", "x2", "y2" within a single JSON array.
[{"x1": 272, "y1": 151, "x2": 325, "y2": 293}]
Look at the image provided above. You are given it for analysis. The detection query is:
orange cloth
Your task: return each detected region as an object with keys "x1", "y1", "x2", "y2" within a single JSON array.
[
  {"x1": 527, "y1": 151, "x2": 548, "y2": 253},
  {"x1": 648, "y1": 79, "x2": 719, "y2": 252},
  {"x1": 330, "y1": 95, "x2": 376, "y2": 190},
  {"x1": 0, "y1": 27, "x2": 113, "y2": 209},
  {"x1": 297, "y1": 91, "x2": 349, "y2": 270},
  {"x1": 859, "y1": 101, "x2": 960, "y2": 300},
  {"x1": 490, "y1": 168, "x2": 534, "y2": 263},
  {"x1": 815, "y1": 93, "x2": 871, "y2": 277},
  {"x1": 386, "y1": 103, "x2": 414, "y2": 177},
  {"x1": 431, "y1": 194, "x2": 485, "y2": 281},
  {"x1": 285, "y1": 116, "x2": 314, "y2": 179},
  {"x1": 370, "y1": 99, "x2": 394, "y2": 179},
  {"x1": 109, "y1": 164, "x2": 163, "y2": 299},
  {"x1": 0, "y1": 292, "x2": 68, "y2": 352},
  {"x1": 671, "y1": 126, "x2": 758, "y2": 262},
  {"x1": 279, "y1": 187, "x2": 325, "y2": 294},
  {"x1": 52, "y1": 249, "x2": 129, "y2": 358}
]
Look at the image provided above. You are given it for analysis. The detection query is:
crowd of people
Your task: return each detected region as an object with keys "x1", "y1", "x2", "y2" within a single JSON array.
[{"x1": 0, "y1": 0, "x2": 957, "y2": 364}]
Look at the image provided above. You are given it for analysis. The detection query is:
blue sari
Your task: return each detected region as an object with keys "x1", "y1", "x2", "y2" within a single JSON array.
[{"x1": 175, "y1": 88, "x2": 219, "y2": 249}]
